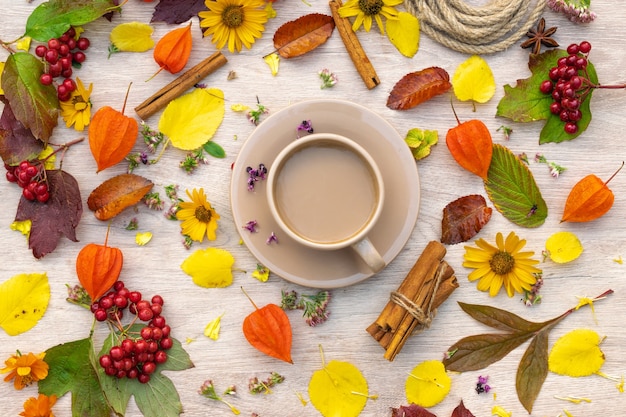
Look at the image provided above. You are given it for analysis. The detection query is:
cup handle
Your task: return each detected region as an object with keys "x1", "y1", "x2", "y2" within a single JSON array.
[{"x1": 351, "y1": 237, "x2": 386, "y2": 272}]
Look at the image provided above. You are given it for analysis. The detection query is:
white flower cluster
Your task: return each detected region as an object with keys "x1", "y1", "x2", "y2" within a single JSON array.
[{"x1": 547, "y1": 0, "x2": 597, "y2": 23}]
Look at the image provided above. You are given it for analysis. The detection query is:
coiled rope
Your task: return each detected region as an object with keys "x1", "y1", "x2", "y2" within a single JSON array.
[{"x1": 404, "y1": 0, "x2": 547, "y2": 54}]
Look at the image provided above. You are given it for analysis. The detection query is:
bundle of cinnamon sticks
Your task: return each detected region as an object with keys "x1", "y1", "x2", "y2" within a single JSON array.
[{"x1": 366, "y1": 241, "x2": 459, "y2": 361}]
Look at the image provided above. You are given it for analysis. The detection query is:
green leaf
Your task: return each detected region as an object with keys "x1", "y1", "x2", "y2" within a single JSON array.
[
  {"x1": 39, "y1": 337, "x2": 110, "y2": 417},
  {"x1": 98, "y1": 324, "x2": 194, "y2": 417},
  {"x1": 516, "y1": 329, "x2": 550, "y2": 414},
  {"x1": 484, "y1": 144, "x2": 547, "y2": 227},
  {"x1": 1, "y1": 52, "x2": 58, "y2": 142},
  {"x1": 458, "y1": 302, "x2": 545, "y2": 334},
  {"x1": 496, "y1": 49, "x2": 598, "y2": 144},
  {"x1": 25, "y1": 0, "x2": 119, "y2": 41},
  {"x1": 404, "y1": 128, "x2": 438, "y2": 160},
  {"x1": 202, "y1": 140, "x2": 226, "y2": 158}
]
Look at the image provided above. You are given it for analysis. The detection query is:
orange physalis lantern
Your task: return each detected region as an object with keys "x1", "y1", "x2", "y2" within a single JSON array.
[
  {"x1": 446, "y1": 117, "x2": 493, "y2": 179},
  {"x1": 76, "y1": 229, "x2": 123, "y2": 302},
  {"x1": 150, "y1": 22, "x2": 193, "y2": 79}
]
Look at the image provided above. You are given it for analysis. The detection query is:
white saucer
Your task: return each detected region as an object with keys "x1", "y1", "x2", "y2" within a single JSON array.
[{"x1": 230, "y1": 99, "x2": 420, "y2": 288}]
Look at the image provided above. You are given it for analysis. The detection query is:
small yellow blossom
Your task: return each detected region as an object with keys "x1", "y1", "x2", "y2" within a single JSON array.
[
  {"x1": 265, "y1": 2, "x2": 277, "y2": 18},
  {"x1": 617, "y1": 375, "x2": 624, "y2": 393},
  {"x1": 185, "y1": 337, "x2": 196, "y2": 344},
  {"x1": 263, "y1": 53, "x2": 280, "y2": 76},
  {"x1": 231, "y1": 103, "x2": 249, "y2": 112},
  {"x1": 1, "y1": 351, "x2": 49, "y2": 390},
  {"x1": 251, "y1": 264, "x2": 270, "y2": 282},
  {"x1": 614, "y1": 256, "x2": 623, "y2": 264},
  {"x1": 135, "y1": 232, "x2": 153, "y2": 246},
  {"x1": 59, "y1": 77, "x2": 93, "y2": 131},
  {"x1": 176, "y1": 188, "x2": 220, "y2": 242}
]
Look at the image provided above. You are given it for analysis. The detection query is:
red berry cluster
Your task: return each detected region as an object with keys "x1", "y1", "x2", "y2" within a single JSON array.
[
  {"x1": 539, "y1": 41, "x2": 592, "y2": 134},
  {"x1": 92, "y1": 281, "x2": 172, "y2": 384},
  {"x1": 35, "y1": 26, "x2": 90, "y2": 102},
  {"x1": 4, "y1": 161, "x2": 50, "y2": 202}
]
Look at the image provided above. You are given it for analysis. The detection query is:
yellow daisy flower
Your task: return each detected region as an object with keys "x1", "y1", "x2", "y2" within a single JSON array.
[
  {"x1": 463, "y1": 231, "x2": 541, "y2": 297},
  {"x1": 20, "y1": 394, "x2": 57, "y2": 417},
  {"x1": 176, "y1": 188, "x2": 220, "y2": 242},
  {"x1": 199, "y1": 0, "x2": 268, "y2": 53},
  {"x1": 1, "y1": 351, "x2": 49, "y2": 390},
  {"x1": 338, "y1": 0, "x2": 402, "y2": 34},
  {"x1": 59, "y1": 77, "x2": 92, "y2": 131}
]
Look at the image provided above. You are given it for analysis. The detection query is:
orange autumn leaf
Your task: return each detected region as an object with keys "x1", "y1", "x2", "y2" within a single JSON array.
[
  {"x1": 151, "y1": 22, "x2": 193, "y2": 79},
  {"x1": 273, "y1": 13, "x2": 335, "y2": 58},
  {"x1": 242, "y1": 288, "x2": 293, "y2": 363},
  {"x1": 446, "y1": 115, "x2": 492, "y2": 179},
  {"x1": 387, "y1": 67, "x2": 451, "y2": 110},
  {"x1": 561, "y1": 162, "x2": 623, "y2": 222},
  {"x1": 76, "y1": 229, "x2": 123, "y2": 301},
  {"x1": 87, "y1": 173, "x2": 154, "y2": 221},
  {"x1": 89, "y1": 105, "x2": 138, "y2": 172}
]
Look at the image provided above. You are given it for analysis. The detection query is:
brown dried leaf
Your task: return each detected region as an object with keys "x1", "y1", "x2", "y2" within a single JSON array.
[
  {"x1": 441, "y1": 195, "x2": 492, "y2": 245},
  {"x1": 273, "y1": 13, "x2": 335, "y2": 58},
  {"x1": 451, "y1": 400, "x2": 476, "y2": 417},
  {"x1": 87, "y1": 173, "x2": 153, "y2": 221},
  {"x1": 387, "y1": 67, "x2": 451, "y2": 110}
]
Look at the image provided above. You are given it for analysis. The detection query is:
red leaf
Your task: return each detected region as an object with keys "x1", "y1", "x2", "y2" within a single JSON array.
[
  {"x1": 273, "y1": 13, "x2": 335, "y2": 58},
  {"x1": 441, "y1": 194, "x2": 492, "y2": 245},
  {"x1": 391, "y1": 404, "x2": 437, "y2": 417},
  {"x1": 15, "y1": 170, "x2": 82, "y2": 258},
  {"x1": 387, "y1": 67, "x2": 451, "y2": 110},
  {"x1": 451, "y1": 400, "x2": 476, "y2": 417},
  {"x1": 151, "y1": 0, "x2": 206, "y2": 24},
  {"x1": 0, "y1": 96, "x2": 44, "y2": 166}
]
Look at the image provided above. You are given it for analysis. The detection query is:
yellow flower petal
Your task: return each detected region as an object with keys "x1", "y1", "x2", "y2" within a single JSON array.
[
  {"x1": 135, "y1": 232, "x2": 153, "y2": 246},
  {"x1": 251, "y1": 264, "x2": 270, "y2": 282},
  {"x1": 204, "y1": 313, "x2": 224, "y2": 340},
  {"x1": 545, "y1": 231, "x2": 583, "y2": 263},
  {"x1": 263, "y1": 53, "x2": 280, "y2": 76},
  {"x1": 181, "y1": 247, "x2": 235, "y2": 288},
  {"x1": 491, "y1": 405, "x2": 512, "y2": 417},
  {"x1": 16, "y1": 37, "x2": 31, "y2": 52}
]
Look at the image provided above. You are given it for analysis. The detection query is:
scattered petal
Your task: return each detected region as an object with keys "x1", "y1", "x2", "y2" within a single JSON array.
[
  {"x1": 135, "y1": 232, "x2": 153, "y2": 246},
  {"x1": 264, "y1": 53, "x2": 280, "y2": 76},
  {"x1": 204, "y1": 313, "x2": 225, "y2": 340},
  {"x1": 491, "y1": 405, "x2": 512, "y2": 417},
  {"x1": 251, "y1": 264, "x2": 270, "y2": 282}
]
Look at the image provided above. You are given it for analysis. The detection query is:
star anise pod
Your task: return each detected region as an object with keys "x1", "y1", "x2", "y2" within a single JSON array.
[{"x1": 521, "y1": 17, "x2": 559, "y2": 55}]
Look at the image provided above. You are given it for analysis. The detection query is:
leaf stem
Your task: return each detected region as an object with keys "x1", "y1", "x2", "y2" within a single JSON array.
[
  {"x1": 240, "y1": 286, "x2": 259, "y2": 310},
  {"x1": 603, "y1": 161, "x2": 624, "y2": 186}
]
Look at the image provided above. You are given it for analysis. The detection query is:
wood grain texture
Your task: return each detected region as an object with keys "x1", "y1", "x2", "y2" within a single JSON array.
[{"x1": 1, "y1": 1, "x2": 625, "y2": 416}]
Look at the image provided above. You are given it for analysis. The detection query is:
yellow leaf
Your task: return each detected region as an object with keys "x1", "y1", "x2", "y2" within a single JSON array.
[
  {"x1": 263, "y1": 53, "x2": 280, "y2": 76},
  {"x1": 110, "y1": 22, "x2": 155, "y2": 52},
  {"x1": 405, "y1": 360, "x2": 451, "y2": 407},
  {"x1": 0, "y1": 273, "x2": 50, "y2": 336},
  {"x1": 16, "y1": 37, "x2": 32, "y2": 52},
  {"x1": 204, "y1": 313, "x2": 224, "y2": 340},
  {"x1": 309, "y1": 359, "x2": 369, "y2": 417},
  {"x1": 545, "y1": 231, "x2": 583, "y2": 263},
  {"x1": 405, "y1": 128, "x2": 438, "y2": 160},
  {"x1": 159, "y1": 88, "x2": 225, "y2": 151},
  {"x1": 386, "y1": 12, "x2": 420, "y2": 58},
  {"x1": 10, "y1": 220, "x2": 31, "y2": 237},
  {"x1": 549, "y1": 329, "x2": 605, "y2": 377},
  {"x1": 135, "y1": 231, "x2": 153, "y2": 246},
  {"x1": 452, "y1": 55, "x2": 496, "y2": 104},
  {"x1": 38, "y1": 145, "x2": 56, "y2": 170},
  {"x1": 181, "y1": 247, "x2": 235, "y2": 288}
]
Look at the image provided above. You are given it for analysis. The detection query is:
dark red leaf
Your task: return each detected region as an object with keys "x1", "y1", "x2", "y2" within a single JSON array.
[
  {"x1": 387, "y1": 67, "x2": 451, "y2": 110},
  {"x1": 441, "y1": 194, "x2": 492, "y2": 245},
  {"x1": 15, "y1": 170, "x2": 82, "y2": 258},
  {"x1": 391, "y1": 404, "x2": 437, "y2": 417},
  {"x1": 151, "y1": 0, "x2": 207, "y2": 24},
  {"x1": 0, "y1": 96, "x2": 44, "y2": 166},
  {"x1": 451, "y1": 400, "x2": 476, "y2": 417},
  {"x1": 273, "y1": 13, "x2": 335, "y2": 58}
]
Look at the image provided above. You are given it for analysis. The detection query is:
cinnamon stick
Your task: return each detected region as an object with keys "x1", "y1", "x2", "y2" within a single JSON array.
[
  {"x1": 135, "y1": 51, "x2": 228, "y2": 120},
  {"x1": 329, "y1": 0, "x2": 380, "y2": 89}
]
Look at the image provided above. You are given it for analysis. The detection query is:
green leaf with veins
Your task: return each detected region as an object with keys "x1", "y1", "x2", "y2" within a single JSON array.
[
  {"x1": 496, "y1": 49, "x2": 598, "y2": 144},
  {"x1": 1, "y1": 52, "x2": 58, "y2": 142},
  {"x1": 39, "y1": 337, "x2": 111, "y2": 417},
  {"x1": 484, "y1": 144, "x2": 547, "y2": 227},
  {"x1": 98, "y1": 324, "x2": 194, "y2": 417},
  {"x1": 25, "y1": 0, "x2": 119, "y2": 41}
]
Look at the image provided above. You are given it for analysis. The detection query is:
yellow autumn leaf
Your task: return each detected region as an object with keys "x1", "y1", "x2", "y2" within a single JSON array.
[
  {"x1": 159, "y1": 88, "x2": 225, "y2": 151},
  {"x1": 110, "y1": 22, "x2": 155, "y2": 52},
  {"x1": 16, "y1": 36, "x2": 32, "y2": 52},
  {"x1": 386, "y1": 12, "x2": 420, "y2": 58},
  {"x1": 405, "y1": 360, "x2": 451, "y2": 407},
  {"x1": 309, "y1": 359, "x2": 369, "y2": 417},
  {"x1": 545, "y1": 231, "x2": 583, "y2": 263},
  {"x1": 405, "y1": 128, "x2": 438, "y2": 160},
  {"x1": 452, "y1": 55, "x2": 496, "y2": 104},
  {"x1": 204, "y1": 313, "x2": 224, "y2": 340},
  {"x1": 181, "y1": 247, "x2": 235, "y2": 288},
  {"x1": 264, "y1": 52, "x2": 280, "y2": 76},
  {"x1": 549, "y1": 329, "x2": 605, "y2": 377},
  {"x1": 0, "y1": 273, "x2": 50, "y2": 336}
]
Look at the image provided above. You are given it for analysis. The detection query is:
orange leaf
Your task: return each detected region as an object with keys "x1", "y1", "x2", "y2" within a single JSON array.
[
  {"x1": 273, "y1": 13, "x2": 335, "y2": 58},
  {"x1": 152, "y1": 22, "x2": 193, "y2": 78},
  {"x1": 446, "y1": 118, "x2": 493, "y2": 179},
  {"x1": 387, "y1": 67, "x2": 451, "y2": 110},
  {"x1": 242, "y1": 289, "x2": 293, "y2": 363},
  {"x1": 87, "y1": 173, "x2": 154, "y2": 221},
  {"x1": 561, "y1": 162, "x2": 623, "y2": 222},
  {"x1": 76, "y1": 230, "x2": 123, "y2": 301},
  {"x1": 89, "y1": 106, "x2": 138, "y2": 172}
]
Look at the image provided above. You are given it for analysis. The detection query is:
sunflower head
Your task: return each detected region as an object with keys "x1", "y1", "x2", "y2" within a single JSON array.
[{"x1": 463, "y1": 231, "x2": 542, "y2": 297}]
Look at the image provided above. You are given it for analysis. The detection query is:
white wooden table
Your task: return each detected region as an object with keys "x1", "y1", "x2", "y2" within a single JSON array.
[{"x1": 1, "y1": 1, "x2": 625, "y2": 416}]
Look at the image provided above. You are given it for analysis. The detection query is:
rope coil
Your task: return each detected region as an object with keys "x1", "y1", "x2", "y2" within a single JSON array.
[{"x1": 404, "y1": 0, "x2": 547, "y2": 54}]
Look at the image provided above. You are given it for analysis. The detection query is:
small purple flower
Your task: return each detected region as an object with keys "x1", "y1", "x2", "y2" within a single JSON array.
[
  {"x1": 246, "y1": 164, "x2": 268, "y2": 191},
  {"x1": 243, "y1": 220, "x2": 258, "y2": 233},
  {"x1": 297, "y1": 120, "x2": 314, "y2": 137},
  {"x1": 476, "y1": 375, "x2": 491, "y2": 394},
  {"x1": 266, "y1": 232, "x2": 278, "y2": 245}
]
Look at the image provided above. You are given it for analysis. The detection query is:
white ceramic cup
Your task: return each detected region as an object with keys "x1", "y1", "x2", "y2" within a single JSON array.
[{"x1": 266, "y1": 133, "x2": 386, "y2": 272}]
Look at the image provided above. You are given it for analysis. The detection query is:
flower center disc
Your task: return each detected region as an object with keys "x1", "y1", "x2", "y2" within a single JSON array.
[
  {"x1": 223, "y1": 5, "x2": 244, "y2": 28},
  {"x1": 358, "y1": 0, "x2": 384, "y2": 15},
  {"x1": 195, "y1": 206, "x2": 212, "y2": 223},
  {"x1": 490, "y1": 251, "x2": 515, "y2": 275}
]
